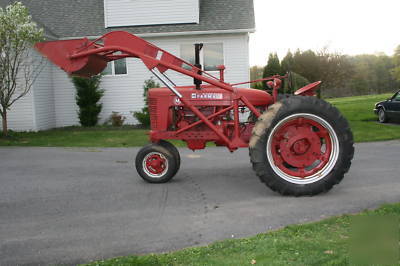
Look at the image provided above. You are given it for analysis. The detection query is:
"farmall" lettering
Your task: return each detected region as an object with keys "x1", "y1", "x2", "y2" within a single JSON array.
[{"x1": 191, "y1": 93, "x2": 223, "y2": 100}]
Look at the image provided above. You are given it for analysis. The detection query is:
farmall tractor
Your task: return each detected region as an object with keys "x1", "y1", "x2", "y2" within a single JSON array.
[{"x1": 36, "y1": 31, "x2": 354, "y2": 196}]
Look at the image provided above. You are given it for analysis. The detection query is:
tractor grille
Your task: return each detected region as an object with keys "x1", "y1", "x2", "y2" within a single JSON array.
[{"x1": 149, "y1": 97, "x2": 158, "y2": 129}]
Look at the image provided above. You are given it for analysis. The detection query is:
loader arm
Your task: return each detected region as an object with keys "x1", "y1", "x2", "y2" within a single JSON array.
[{"x1": 35, "y1": 31, "x2": 234, "y2": 92}]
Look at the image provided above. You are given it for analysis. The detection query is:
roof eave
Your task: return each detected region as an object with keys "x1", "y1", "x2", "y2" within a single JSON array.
[{"x1": 60, "y1": 28, "x2": 256, "y2": 40}]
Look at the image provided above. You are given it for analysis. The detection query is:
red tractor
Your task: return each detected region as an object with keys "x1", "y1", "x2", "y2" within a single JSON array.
[{"x1": 36, "y1": 31, "x2": 354, "y2": 196}]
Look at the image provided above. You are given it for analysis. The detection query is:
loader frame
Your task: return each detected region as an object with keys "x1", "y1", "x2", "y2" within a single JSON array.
[
  {"x1": 35, "y1": 31, "x2": 319, "y2": 151},
  {"x1": 38, "y1": 31, "x2": 290, "y2": 150}
]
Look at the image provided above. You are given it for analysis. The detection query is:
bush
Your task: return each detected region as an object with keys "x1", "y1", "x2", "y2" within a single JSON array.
[
  {"x1": 73, "y1": 75, "x2": 104, "y2": 127},
  {"x1": 133, "y1": 78, "x2": 160, "y2": 127},
  {"x1": 132, "y1": 110, "x2": 150, "y2": 126},
  {"x1": 109, "y1": 112, "x2": 126, "y2": 127}
]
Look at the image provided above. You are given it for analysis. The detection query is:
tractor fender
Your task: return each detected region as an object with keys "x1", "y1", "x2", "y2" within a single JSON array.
[
  {"x1": 249, "y1": 102, "x2": 283, "y2": 149},
  {"x1": 294, "y1": 81, "x2": 321, "y2": 96}
]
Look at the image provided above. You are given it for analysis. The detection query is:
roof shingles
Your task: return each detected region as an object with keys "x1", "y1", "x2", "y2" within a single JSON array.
[{"x1": 0, "y1": 0, "x2": 255, "y2": 38}]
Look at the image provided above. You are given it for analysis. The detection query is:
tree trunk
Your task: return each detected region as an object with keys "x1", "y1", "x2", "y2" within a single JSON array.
[{"x1": 1, "y1": 109, "x2": 8, "y2": 137}]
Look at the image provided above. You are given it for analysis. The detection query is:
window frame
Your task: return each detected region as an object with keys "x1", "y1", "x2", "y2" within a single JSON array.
[
  {"x1": 179, "y1": 42, "x2": 225, "y2": 73},
  {"x1": 393, "y1": 92, "x2": 400, "y2": 101},
  {"x1": 102, "y1": 58, "x2": 128, "y2": 77}
]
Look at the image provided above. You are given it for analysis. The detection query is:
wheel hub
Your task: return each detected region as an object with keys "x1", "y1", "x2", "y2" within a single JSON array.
[
  {"x1": 279, "y1": 126, "x2": 322, "y2": 168},
  {"x1": 144, "y1": 153, "x2": 167, "y2": 175},
  {"x1": 292, "y1": 139, "x2": 310, "y2": 155}
]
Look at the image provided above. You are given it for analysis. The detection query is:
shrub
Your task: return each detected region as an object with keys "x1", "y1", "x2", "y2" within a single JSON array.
[
  {"x1": 73, "y1": 75, "x2": 104, "y2": 127},
  {"x1": 133, "y1": 78, "x2": 160, "y2": 127},
  {"x1": 132, "y1": 111, "x2": 150, "y2": 127},
  {"x1": 110, "y1": 112, "x2": 126, "y2": 127}
]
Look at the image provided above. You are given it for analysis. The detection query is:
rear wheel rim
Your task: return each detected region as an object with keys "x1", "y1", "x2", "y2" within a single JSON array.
[
  {"x1": 267, "y1": 113, "x2": 339, "y2": 184},
  {"x1": 143, "y1": 152, "x2": 168, "y2": 178}
]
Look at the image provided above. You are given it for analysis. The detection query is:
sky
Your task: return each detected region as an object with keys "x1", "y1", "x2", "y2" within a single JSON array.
[{"x1": 249, "y1": 0, "x2": 400, "y2": 66}]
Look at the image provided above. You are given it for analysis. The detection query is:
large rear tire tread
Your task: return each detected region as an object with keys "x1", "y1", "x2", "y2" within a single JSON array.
[{"x1": 249, "y1": 96, "x2": 354, "y2": 196}]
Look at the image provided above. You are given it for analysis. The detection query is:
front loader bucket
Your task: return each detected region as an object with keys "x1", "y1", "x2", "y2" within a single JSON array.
[{"x1": 35, "y1": 39, "x2": 108, "y2": 78}]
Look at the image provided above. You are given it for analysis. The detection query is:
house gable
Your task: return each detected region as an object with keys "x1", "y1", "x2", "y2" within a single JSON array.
[{"x1": 104, "y1": 0, "x2": 200, "y2": 28}]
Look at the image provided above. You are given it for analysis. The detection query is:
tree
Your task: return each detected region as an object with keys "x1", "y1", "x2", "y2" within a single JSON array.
[
  {"x1": 0, "y1": 2, "x2": 44, "y2": 136},
  {"x1": 292, "y1": 49, "x2": 320, "y2": 83},
  {"x1": 249, "y1": 65, "x2": 264, "y2": 90},
  {"x1": 316, "y1": 49, "x2": 353, "y2": 97},
  {"x1": 349, "y1": 54, "x2": 396, "y2": 97},
  {"x1": 288, "y1": 48, "x2": 353, "y2": 97},
  {"x1": 281, "y1": 50, "x2": 294, "y2": 73},
  {"x1": 281, "y1": 51, "x2": 310, "y2": 94},
  {"x1": 262, "y1": 53, "x2": 282, "y2": 89},
  {"x1": 73, "y1": 75, "x2": 104, "y2": 127},
  {"x1": 391, "y1": 45, "x2": 400, "y2": 83},
  {"x1": 133, "y1": 78, "x2": 160, "y2": 127},
  {"x1": 283, "y1": 72, "x2": 310, "y2": 94}
]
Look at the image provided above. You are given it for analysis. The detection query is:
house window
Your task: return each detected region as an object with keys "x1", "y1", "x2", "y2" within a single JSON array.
[
  {"x1": 203, "y1": 43, "x2": 224, "y2": 71},
  {"x1": 180, "y1": 43, "x2": 224, "y2": 71},
  {"x1": 103, "y1": 58, "x2": 127, "y2": 75}
]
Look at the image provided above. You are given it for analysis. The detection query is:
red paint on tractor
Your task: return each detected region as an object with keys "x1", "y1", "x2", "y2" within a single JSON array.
[
  {"x1": 294, "y1": 81, "x2": 322, "y2": 96},
  {"x1": 35, "y1": 39, "x2": 108, "y2": 77}
]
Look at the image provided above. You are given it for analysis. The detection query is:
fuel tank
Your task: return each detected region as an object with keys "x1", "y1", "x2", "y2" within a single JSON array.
[{"x1": 235, "y1": 87, "x2": 273, "y2": 106}]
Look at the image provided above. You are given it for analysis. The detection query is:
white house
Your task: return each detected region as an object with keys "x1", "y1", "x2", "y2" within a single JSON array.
[{"x1": 0, "y1": 0, "x2": 255, "y2": 131}]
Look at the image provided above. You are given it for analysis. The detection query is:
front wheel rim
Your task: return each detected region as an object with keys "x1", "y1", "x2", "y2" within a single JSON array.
[
  {"x1": 143, "y1": 152, "x2": 169, "y2": 178},
  {"x1": 266, "y1": 113, "x2": 340, "y2": 184}
]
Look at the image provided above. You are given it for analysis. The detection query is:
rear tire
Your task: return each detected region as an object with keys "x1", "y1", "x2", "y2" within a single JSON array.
[
  {"x1": 249, "y1": 96, "x2": 354, "y2": 196},
  {"x1": 135, "y1": 144, "x2": 177, "y2": 183}
]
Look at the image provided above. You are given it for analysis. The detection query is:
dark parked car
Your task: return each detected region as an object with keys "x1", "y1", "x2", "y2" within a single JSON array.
[{"x1": 374, "y1": 90, "x2": 400, "y2": 123}]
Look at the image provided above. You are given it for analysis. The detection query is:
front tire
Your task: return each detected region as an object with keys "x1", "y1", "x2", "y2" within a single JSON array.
[
  {"x1": 135, "y1": 144, "x2": 177, "y2": 183},
  {"x1": 158, "y1": 140, "x2": 181, "y2": 176},
  {"x1": 378, "y1": 108, "x2": 388, "y2": 123},
  {"x1": 249, "y1": 96, "x2": 354, "y2": 196}
]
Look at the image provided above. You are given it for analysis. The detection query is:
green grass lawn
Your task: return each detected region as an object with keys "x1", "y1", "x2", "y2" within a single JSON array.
[
  {"x1": 85, "y1": 202, "x2": 400, "y2": 266},
  {"x1": 0, "y1": 126, "x2": 151, "y2": 147},
  {"x1": 327, "y1": 93, "x2": 400, "y2": 142},
  {"x1": 0, "y1": 93, "x2": 399, "y2": 147}
]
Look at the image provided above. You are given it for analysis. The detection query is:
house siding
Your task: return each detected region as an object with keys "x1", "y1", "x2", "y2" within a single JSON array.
[
  {"x1": 0, "y1": 90, "x2": 35, "y2": 131},
  {"x1": 32, "y1": 57, "x2": 56, "y2": 130},
  {"x1": 104, "y1": 0, "x2": 199, "y2": 28},
  {"x1": 53, "y1": 68, "x2": 79, "y2": 127}
]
